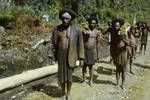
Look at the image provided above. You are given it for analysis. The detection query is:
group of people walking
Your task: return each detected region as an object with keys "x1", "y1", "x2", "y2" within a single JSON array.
[{"x1": 48, "y1": 9, "x2": 149, "y2": 100}]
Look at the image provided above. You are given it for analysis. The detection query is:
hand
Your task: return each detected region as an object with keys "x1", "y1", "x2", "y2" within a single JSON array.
[
  {"x1": 95, "y1": 58, "x2": 99, "y2": 63},
  {"x1": 48, "y1": 57, "x2": 55, "y2": 65},
  {"x1": 43, "y1": 41, "x2": 47, "y2": 45},
  {"x1": 79, "y1": 60, "x2": 84, "y2": 67}
]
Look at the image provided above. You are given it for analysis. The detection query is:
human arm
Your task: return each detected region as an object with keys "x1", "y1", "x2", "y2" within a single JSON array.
[{"x1": 78, "y1": 28, "x2": 85, "y2": 67}]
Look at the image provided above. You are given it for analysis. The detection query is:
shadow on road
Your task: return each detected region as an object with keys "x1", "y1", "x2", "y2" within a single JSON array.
[
  {"x1": 93, "y1": 75, "x2": 116, "y2": 85},
  {"x1": 95, "y1": 66, "x2": 116, "y2": 76},
  {"x1": 98, "y1": 60, "x2": 111, "y2": 64},
  {"x1": 32, "y1": 84, "x2": 63, "y2": 98},
  {"x1": 133, "y1": 63, "x2": 150, "y2": 69},
  {"x1": 72, "y1": 75, "x2": 116, "y2": 86},
  {"x1": 72, "y1": 75, "x2": 82, "y2": 83}
]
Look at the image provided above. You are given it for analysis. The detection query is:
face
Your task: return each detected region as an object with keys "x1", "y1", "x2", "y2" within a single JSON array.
[
  {"x1": 115, "y1": 22, "x2": 120, "y2": 30},
  {"x1": 89, "y1": 20, "x2": 97, "y2": 30},
  {"x1": 61, "y1": 13, "x2": 72, "y2": 25},
  {"x1": 143, "y1": 23, "x2": 146, "y2": 27},
  {"x1": 62, "y1": 17, "x2": 71, "y2": 25},
  {"x1": 108, "y1": 22, "x2": 112, "y2": 27},
  {"x1": 138, "y1": 22, "x2": 142, "y2": 27},
  {"x1": 135, "y1": 28, "x2": 140, "y2": 33},
  {"x1": 130, "y1": 26, "x2": 135, "y2": 33}
]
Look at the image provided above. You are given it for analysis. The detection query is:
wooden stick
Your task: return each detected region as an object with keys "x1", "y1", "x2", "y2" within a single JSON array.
[{"x1": 0, "y1": 64, "x2": 58, "y2": 92}]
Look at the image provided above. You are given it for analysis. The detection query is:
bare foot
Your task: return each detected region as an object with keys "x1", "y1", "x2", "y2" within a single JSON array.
[
  {"x1": 89, "y1": 81, "x2": 93, "y2": 87},
  {"x1": 115, "y1": 84, "x2": 120, "y2": 89},
  {"x1": 59, "y1": 95, "x2": 66, "y2": 100},
  {"x1": 66, "y1": 93, "x2": 72, "y2": 100},
  {"x1": 120, "y1": 85, "x2": 126, "y2": 91},
  {"x1": 130, "y1": 70, "x2": 135, "y2": 75}
]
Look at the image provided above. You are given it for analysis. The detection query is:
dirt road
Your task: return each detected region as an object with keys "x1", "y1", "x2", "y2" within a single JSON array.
[
  {"x1": 128, "y1": 69, "x2": 150, "y2": 100},
  {"x1": 127, "y1": 46, "x2": 150, "y2": 100},
  {"x1": 22, "y1": 38, "x2": 150, "y2": 100},
  {"x1": 1, "y1": 39, "x2": 150, "y2": 100}
]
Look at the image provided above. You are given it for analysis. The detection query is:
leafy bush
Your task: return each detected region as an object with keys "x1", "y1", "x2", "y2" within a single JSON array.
[
  {"x1": 0, "y1": 14, "x2": 14, "y2": 21},
  {"x1": 47, "y1": 0, "x2": 62, "y2": 21},
  {"x1": 0, "y1": 14, "x2": 14, "y2": 27}
]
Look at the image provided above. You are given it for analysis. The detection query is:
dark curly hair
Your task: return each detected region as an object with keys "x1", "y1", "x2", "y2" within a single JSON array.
[
  {"x1": 87, "y1": 16, "x2": 98, "y2": 24},
  {"x1": 59, "y1": 9, "x2": 77, "y2": 20},
  {"x1": 111, "y1": 18, "x2": 125, "y2": 27}
]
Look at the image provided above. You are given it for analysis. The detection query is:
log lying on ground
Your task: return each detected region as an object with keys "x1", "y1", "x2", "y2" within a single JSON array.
[
  {"x1": 0, "y1": 61, "x2": 80, "y2": 92},
  {"x1": 0, "y1": 64, "x2": 58, "y2": 92}
]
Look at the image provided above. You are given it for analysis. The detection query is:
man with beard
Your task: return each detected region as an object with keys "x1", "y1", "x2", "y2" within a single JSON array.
[{"x1": 51, "y1": 9, "x2": 84, "y2": 99}]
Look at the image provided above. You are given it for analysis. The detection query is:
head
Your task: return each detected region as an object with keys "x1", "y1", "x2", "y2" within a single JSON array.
[
  {"x1": 88, "y1": 17, "x2": 98, "y2": 30},
  {"x1": 59, "y1": 9, "x2": 77, "y2": 26},
  {"x1": 112, "y1": 20, "x2": 120, "y2": 31},
  {"x1": 135, "y1": 27, "x2": 139, "y2": 33},
  {"x1": 61, "y1": 12, "x2": 72, "y2": 25},
  {"x1": 112, "y1": 19, "x2": 124, "y2": 31},
  {"x1": 142, "y1": 22, "x2": 147, "y2": 28},
  {"x1": 114, "y1": 21, "x2": 121, "y2": 30},
  {"x1": 136, "y1": 22, "x2": 143, "y2": 29},
  {"x1": 108, "y1": 22, "x2": 112, "y2": 28}
]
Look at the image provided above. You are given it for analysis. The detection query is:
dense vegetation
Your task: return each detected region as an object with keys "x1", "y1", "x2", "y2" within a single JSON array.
[
  {"x1": 0, "y1": 0, "x2": 149, "y2": 26},
  {"x1": 0, "y1": 0, "x2": 149, "y2": 77}
]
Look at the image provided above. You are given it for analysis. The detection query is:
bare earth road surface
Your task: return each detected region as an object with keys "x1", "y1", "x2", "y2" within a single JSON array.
[
  {"x1": 128, "y1": 69, "x2": 150, "y2": 100},
  {"x1": 1, "y1": 38, "x2": 150, "y2": 100},
  {"x1": 127, "y1": 48, "x2": 150, "y2": 100},
  {"x1": 22, "y1": 37, "x2": 150, "y2": 100}
]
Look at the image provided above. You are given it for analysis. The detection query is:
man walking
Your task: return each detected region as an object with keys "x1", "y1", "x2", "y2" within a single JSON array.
[{"x1": 51, "y1": 9, "x2": 84, "y2": 99}]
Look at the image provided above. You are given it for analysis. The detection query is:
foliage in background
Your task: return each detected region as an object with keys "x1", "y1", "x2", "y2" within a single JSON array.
[
  {"x1": 0, "y1": 0, "x2": 149, "y2": 77},
  {"x1": 47, "y1": 0, "x2": 62, "y2": 21},
  {"x1": 0, "y1": 0, "x2": 149, "y2": 26}
]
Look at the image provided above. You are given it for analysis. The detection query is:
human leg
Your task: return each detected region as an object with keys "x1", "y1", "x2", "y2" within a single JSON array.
[
  {"x1": 82, "y1": 64, "x2": 87, "y2": 83},
  {"x1": 89, "y1": 65, "x2": 94, "y2": 87}
]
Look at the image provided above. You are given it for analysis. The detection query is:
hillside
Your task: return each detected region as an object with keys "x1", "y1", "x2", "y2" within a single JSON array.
[{"x1": 0, "y1": 0, "x2": 149, "y2": 77}]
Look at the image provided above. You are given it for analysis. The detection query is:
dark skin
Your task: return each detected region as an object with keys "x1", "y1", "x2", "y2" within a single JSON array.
[
  {"x1": 140, "y1": 27, "x2": 149, "y2": 55},
  {"x1": 103, "y1": 22, "x2": 113, "y2": 63},
  {"x1": 89, "y1": 20, "x2": 97, "y2": 30},
  {"x1": 110, "y1": 21, "x2": 128, "y2": 89},
  {"x1": 58, "y1": 15, "x2": 84, "y2": 99},
  {"x1": 131, "y1": 26, "x2": 141, "y2": 54},
  {"x1": 59, "y1": 17, "x2": 71, "y2": 98},
  {"x1": 82, "y1": 19, "x2": 99, "y2": 86},
  {"x1": 127, "y1": 29, "x2": 136, "y2": 74},
  {"x1": 114, "y1": 22, "x2": 122, "y2": 87}
]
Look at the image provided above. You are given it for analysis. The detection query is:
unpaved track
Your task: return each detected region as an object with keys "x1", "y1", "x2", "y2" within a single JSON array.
[
  {"x1": 127, "y1": 41, "x2": 150, "y2": 100},
  {"x1": 22, "y1": 36, "x2": 150, "y2": 100},
  {"x1": 128, "y1": 69, "x2": 150, "y2": 100},
  {"x1": 0, "y1": 38, "x2": 150, "y2": 100}
]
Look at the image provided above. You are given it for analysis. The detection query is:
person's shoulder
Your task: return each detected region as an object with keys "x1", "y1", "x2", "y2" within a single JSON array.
[
  {"x1": 94, "y1": 29, "x2": 99, "y2": 32},
  {"x1": 52, "y1": 24, "x2": 63, "y2": 32},
  {"x1": 56, "y1": 24, "x2": 63, "y2": 29},
  {"x1": 71, "y1": 24, "x2": 80, "y2": 31},
  {"x1": 94, "y1": 29, "x2": 101, "y2": 35},
  {"x1": 71, "y1": 24, "x2": 79, "y2": 29}
]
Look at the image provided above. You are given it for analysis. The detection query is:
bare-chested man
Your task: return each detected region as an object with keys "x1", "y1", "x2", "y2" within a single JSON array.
[
  {"x1": 82, "y1": 16, "x2": 101, "y2": 87},
  {"x1": 133, "y1": 26, "x2": 141, "y2": 54},
  {"x1": 140, "y1": 23, "x2": 149, "y2": 55},
  {"x1": 127, "y1": 26, "x2": 136, "y2": 74},
  {"x1": 109, "y1": 19, "x2": 129, "y2": 89},
  {"x1": 51, "y1": 9, "x2": 84, "y2": 100}
]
